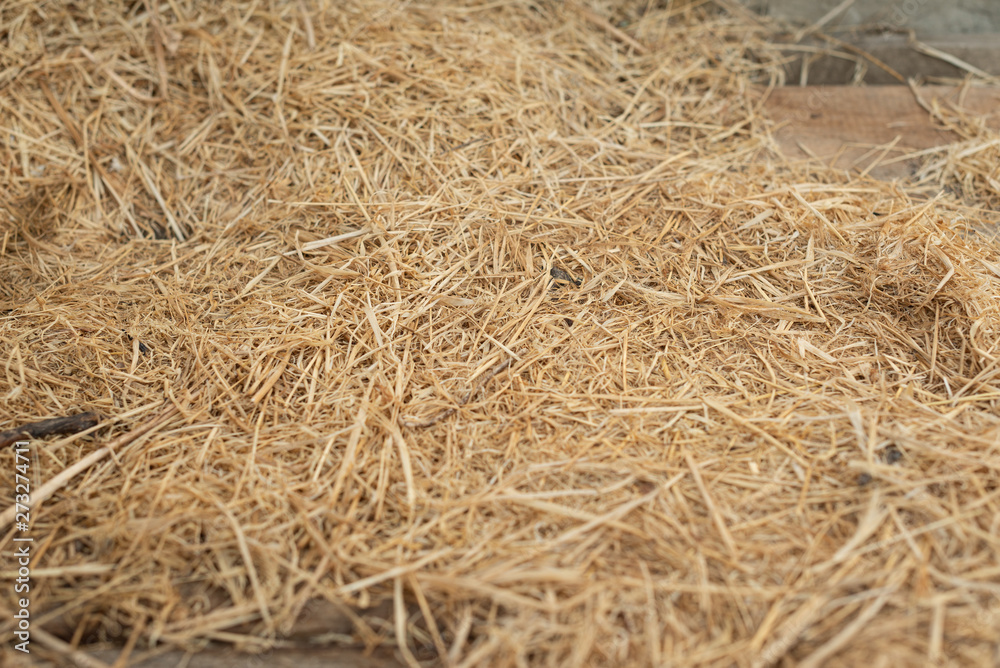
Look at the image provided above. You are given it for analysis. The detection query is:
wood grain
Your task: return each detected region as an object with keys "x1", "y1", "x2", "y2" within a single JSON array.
[{"x1": 762, "y1": 85, "x2": 1000, "y2": 178}]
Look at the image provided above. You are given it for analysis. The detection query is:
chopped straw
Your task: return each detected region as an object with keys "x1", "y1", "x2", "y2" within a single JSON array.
[{"x1": 2, "y1": 0, "x2": 1000, "y2": 666}]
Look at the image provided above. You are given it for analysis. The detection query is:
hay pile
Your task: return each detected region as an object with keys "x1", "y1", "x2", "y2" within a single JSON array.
[{"x1": 2, "y1": 1, "x2": 1000, "y2": 666}]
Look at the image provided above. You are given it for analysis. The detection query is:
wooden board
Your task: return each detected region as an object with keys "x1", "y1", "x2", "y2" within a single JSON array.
[
  {"x1": 780, "y1": 34, "x2": 1000, "y2": 86},
  {"x1": 79, "y1": 647, "x2": 405, "y2": 668},
  {"x1": 762, "y1": 85, "x2": 1000, "y2": 179}
]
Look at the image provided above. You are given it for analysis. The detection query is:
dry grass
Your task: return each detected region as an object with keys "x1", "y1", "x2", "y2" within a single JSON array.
[{"x1": 2, "y1": 1, "x2": 1000, "y2": 666}]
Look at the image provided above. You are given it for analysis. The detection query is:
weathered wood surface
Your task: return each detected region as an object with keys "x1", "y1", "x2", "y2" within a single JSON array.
[
  {"x1": 81, "y1": 646, "x2": 406, "y2": 668},
  {"x1": 762, "y1": 85, "x2": 1000, "y2": 179}
]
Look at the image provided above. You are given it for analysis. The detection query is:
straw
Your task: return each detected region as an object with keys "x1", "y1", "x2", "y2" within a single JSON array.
[{"x1": 2, "y1": 1, "x2": 999, "y2": 666}]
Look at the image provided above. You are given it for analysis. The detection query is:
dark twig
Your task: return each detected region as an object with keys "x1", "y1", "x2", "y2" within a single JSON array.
[
  {"x1": 0, "y1": 412, "x2": 102, "y2": 449},
  {"x1": 1, "y1": 404, "x2": 178, "y2": 527}
]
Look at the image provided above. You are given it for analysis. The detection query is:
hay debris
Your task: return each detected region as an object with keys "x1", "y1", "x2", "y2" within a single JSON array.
[{"x1": 2, "y1": 1, "x2": 999, "y2": 666}]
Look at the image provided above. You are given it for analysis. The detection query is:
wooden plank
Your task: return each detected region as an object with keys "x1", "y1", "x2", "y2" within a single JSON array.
[
  {"x1": 32, "y1": 599, "x2": 410, "y2": 668},
  {"x1": 781, "y1": 34, "x2": 1000, "y2": 85},
  {"x1": 762, "y1": 85, "x2": 1000, "y2": 179},
  {"x1": 82, "y1": 646, "x2": 406, "y2": 667}
]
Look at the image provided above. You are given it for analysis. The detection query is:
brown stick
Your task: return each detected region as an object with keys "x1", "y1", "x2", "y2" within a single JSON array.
[
  {"x1": 0, "y1": 412, "x2": 101, "y2": 449},
  {"x1": 0, "y1": 404, "x2": 178, "y2": 528}
]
